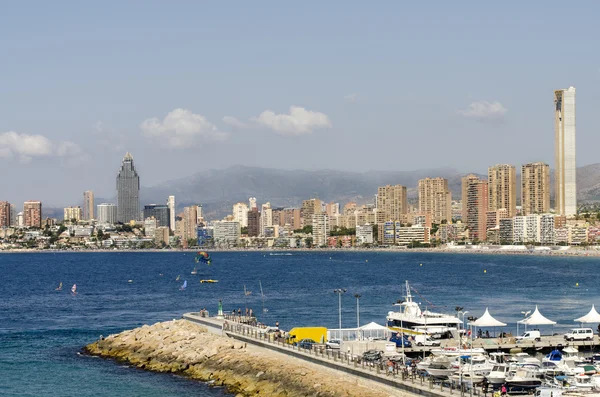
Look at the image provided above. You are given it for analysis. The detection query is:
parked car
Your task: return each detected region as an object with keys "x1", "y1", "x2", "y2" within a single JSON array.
[
  {"x1": 564, "y1": 328, "x2": 594, "y2": 341},
  {"x1": 325, "y1": 339, "x2": 341, "y2": 349},
  {"x1": 362, "y1": 349, "x2": 383, "y2": 363},
  {"x1": 297, "y1": 338, "x2": 317, "y2": 349},
  {"x1": 414, "y1": 335, "x2": 441, "y2": 347}
]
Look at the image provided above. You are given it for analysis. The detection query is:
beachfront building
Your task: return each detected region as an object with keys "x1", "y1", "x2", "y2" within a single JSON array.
[
  {"x1": 154, "y1": 226, "x2": 170, "y2": 246},
  {"x1": 0, "y1": 201, "x2": 11, "y2": 227},
  {"x1": 488, "y1": 164, "x2": 517, "y2": 217},
  {"x1": 554, "y1": 87, "x2": 577, "y2": 217},
  {"x1": 64, "y1": 206, "x2": 82, "y2": 222},
  {"x1": 356, "y1": 223, "x2": 373, "y2": 245},
  {"x1": 394, "y1": 225, "x2": 430, "y2": 246},
  {"x1": 213, "y1": 220, "x2": 241, "y2": 247},
  {"x1": 167, "y1": 196, "x2": 175, "y2": 231},
  {"x1": 144, "y1": 217, "x2": 158, "y2": 237},
  {"x1": 570, "y1": 226, "x2": 588, "y2": 245},
  {"x1": 466, "y1": 178, "x2": 488, "y2": 241},
  {"x1": 461, "y1": 174, "x2": 479, "y2": 221},
  {"x1": 377, "y1": 185, "x2": 407, "y2": 225},
  {"x1": 555, "y1": 227, "x2": 569, "y2": 245},
  {"x1": 521, "y1": 162, "x2": 550, "y2": 215},
  {"x1": 83, "y1": 190, "x2": 94, "y2": 220},
  {"x1": 539, "y1": 214, "x2": 555, "y2": 245},
  {"x1": 499, "y1": 218, "x2": 514, "y2": 244},
  {"x1": 302, "y1": 198, "x2": 322, "y2": 227},
  {"x1": 260, "y1": 202, "x2": 272, "y2": 236},
  {"x1": 513, "y1": 216, "x2": 525, "y2": 244},
  {"x1": 23, "y1": 201, "x2": 42, "y2": 228},
  {"x1": 312, "y1": 213, "x2": 329, "y2": 247},
  {"x1": 232, "y1": 202, "x2": 249, "y2": 228},
  {"x1": 418, "y1": 177, "x2": 452, "y2": 224}
]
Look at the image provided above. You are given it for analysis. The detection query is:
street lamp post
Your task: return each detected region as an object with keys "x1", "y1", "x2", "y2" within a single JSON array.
[
  {"x1": 457, "y1": 310, "x2": 468, "y2": 393},
  {"x1": 334, "y1": 289, "x2": 347, "y2": 337},
  {"x1": 518, "y1": 310, "x2": 531, "y2": 335},
  {"x1": 354, "y1": 294, "x2": 362, "y2": 329}
]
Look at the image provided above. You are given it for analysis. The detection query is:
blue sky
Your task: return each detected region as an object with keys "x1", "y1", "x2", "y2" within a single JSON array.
[{"x1": 2, "y1": 1, "x2": 600, "y2": 205}]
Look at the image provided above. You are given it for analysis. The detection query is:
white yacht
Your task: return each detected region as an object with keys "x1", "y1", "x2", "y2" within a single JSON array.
[
  {"x1": 506, "y1": 368, "x2": 542, "y2": 391},
  {"x1": 386, "y1": 281, "x2": 461, "y2": 336},
  {"x1": 487, "y1": 363, "x2": 510, "y2": 385},
  {"x1": 426, "y1": 356, "x2": 456, "y2": 379}
]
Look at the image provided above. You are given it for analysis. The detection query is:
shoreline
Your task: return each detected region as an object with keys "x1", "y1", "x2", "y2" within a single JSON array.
[{"x1": 2, "y1": 246, "x2": 600, "y2": 257}]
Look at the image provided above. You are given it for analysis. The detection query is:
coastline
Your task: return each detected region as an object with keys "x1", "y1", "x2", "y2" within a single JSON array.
[{"x1": 2, "y1": 246, "x2": 600, "y2": 257}]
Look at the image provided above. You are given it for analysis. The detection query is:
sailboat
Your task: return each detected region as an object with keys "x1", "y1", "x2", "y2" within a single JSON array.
[
  {"x1": 244, "y1": 285, "x2": 252, "y2": 296},
  {"x1": 55, "y1": 282, "x2": 63, "y2": 291},
  {"x1": 191, "y1": 266, "x2": 197, "y2": 275},
  {"x1": 176, "y1": 275, "x2": 181, "y2": 281},
  {"x1": 71, "y1": 284, "x2": 77, "y2": 295},
  {"x1": 179, "y1": 280, "x2": 187, "y2": 291}
]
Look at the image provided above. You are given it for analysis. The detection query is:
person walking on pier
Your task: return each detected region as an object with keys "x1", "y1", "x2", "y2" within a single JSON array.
[{"x1": 501, "y1": 384, "x2": 507, "y2": 397}]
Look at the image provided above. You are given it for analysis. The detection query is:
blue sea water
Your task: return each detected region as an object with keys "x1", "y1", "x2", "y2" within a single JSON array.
[{"x1": 0, "y1": 251, "x2": 599, "y2": 396}]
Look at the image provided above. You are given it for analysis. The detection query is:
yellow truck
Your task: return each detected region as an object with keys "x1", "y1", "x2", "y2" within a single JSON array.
[{"x1": 286, "y1": 327, "x2": 328, "y2": 345}]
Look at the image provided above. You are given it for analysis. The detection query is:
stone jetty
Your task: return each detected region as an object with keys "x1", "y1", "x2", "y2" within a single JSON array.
[{"x1": 85, "y1": 319, "x2": 409, "y2": 397}]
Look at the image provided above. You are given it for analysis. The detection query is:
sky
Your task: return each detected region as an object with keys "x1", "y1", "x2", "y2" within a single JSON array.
[{"x1": 2, "y1": 1, "x2": 600, "y2": 206}]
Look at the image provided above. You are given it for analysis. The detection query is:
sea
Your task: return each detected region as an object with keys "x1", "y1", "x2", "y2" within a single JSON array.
[{"x1": 0, "y1": 251, "x2": 598, "y2": 396}]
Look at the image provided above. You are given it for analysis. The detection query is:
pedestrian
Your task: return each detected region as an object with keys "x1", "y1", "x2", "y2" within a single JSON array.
[
  {"x1": 387, "y1": 359, "x2": 394, "y2": 376},
  {"x1": 245, "y1": 308, "x2": 249, "y2": 317},
  {"x1": 501, "y1": 383, "x2": 507, "y2": 396},
  {"x1": 276, "y1": 321, "x2": 279, "y2": 329},
  {"x1": 486, "y1": 330, "x2": 490, "y2": 338},
  {"x1": 250, "y1": 308, "x2": 253, "y2": 317}
]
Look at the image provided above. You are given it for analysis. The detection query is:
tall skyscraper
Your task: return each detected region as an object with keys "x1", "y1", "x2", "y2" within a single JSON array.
[
  {"x1": 260, "y1": 202, "x2": 273, "y2": 236},
  {"x1": 97, "y1": 203, "x2": 117, "y2": 224},
  {"x1": 461, "y1": 174, "x2": 479, "y2": 221},
  {"x1": 23, "y1": 200, "x2": 42, "y2": 228},
  {"x1": 83, "y1": 190, "x2": 94, "y2": 220},
  {"x1": 554, "y1": 87, "x2": 577, "y2": 216},
  {"x1": 521, "y1": 162, "x2": 550, "y2": 215},
  {"x1": 247, "y1": 207, "x2": 260, "y2": 237},
  {"x1": 488, "y1": 164, "x2": 517, "y2": 217},
  {"x1": 183, "y1": 205, "x2": 198, "y2": 241},
  {"x1": 116, "y1": 152, "x2": 140, "y2": 223},
  {"x1": 0, "y1": 201, "x2": 10, "y2": 227},
  {"x1": 418, "y1": 177, "x2": 452, "y2": 224},
  {"x1": 376, "y1": 185, "x2": 407, "y2": 222},
  {"x1": 143, "y1": 204, "x2": 170, "y2": 228},
  {"x1": 167, "y1": 196, "x2": 175, "y2": 231},
  {"x1": 466, "y1": 178, "x2": 488, "y2": 241}
]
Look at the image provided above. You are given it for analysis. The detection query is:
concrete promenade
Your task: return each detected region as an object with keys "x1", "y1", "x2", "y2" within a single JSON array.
[{"x1": 183, "y1": 312, "x2": 481, "y2": 397}]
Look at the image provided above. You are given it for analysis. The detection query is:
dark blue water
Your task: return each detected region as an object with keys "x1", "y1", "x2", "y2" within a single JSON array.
[{"x1": 1, "y1": 251, "x2": 598, "y2": 396}]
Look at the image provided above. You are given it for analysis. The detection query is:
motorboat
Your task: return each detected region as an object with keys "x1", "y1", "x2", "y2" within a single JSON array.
[
  {"x1": 426, "y1": 356, "x2": 456, "y2": 379},
  {"x1": 461, "y1": 354, "x2": 493, "y2": 376},
  {"x1": 430, "y1": 347, "x2": 486, "y2": 357},
  {"x1": 386, "y1": 281, "x2": 461, "y2": 337},
  {"x1": 487, "y1": 363, "x2": 510, "y2": 385},
  {"x1": 506, "y1": 368, "x2": 542, "y2": 391},
  {"x1": 542, "y1": 349, "x2": 585, "y2": 377},
  {"x1": 450, "y1": 371, "x2": 485, "y2": 386}
]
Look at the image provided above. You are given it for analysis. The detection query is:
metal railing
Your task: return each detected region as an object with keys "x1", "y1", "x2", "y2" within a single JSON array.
[{"x1": 221, "y1": 319, "x2": 486, "y2": 397}]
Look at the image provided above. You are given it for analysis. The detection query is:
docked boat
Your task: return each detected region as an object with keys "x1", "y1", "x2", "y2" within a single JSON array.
[
  {"x1": 450, "y1": 371, "x2": 485, "y2": 386},
  {"x1": 506, "y1": 368, "x2": 542, "y2": 391},
  {"x1": 426, "y1": 356, "x2": 456, "y2": 379},
  {"x1": 542, "y1": 349, "x2": 585, "y2": 377},
  {"x1": 430, "y1": 347, "x2": 486, "y2": 357},
  {"x1": 487, "y1": 363, "x2": 510, "y2": 385},
  {"x1": 386, "y1": 281, "x2": 461, "y2": 337}
]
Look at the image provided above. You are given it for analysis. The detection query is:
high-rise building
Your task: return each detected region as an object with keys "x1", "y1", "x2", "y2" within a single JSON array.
[
  {"x1": 10, "y1": 204, "x2": 17, "y2": 226},
  {"x1": 232, "y1": 202, "x2": 249, "y2": 228},
  {"x1": 260, "y1": 202, "x2": 272, "y2": 236},
  {"x1": 247, "y1": 207, "x2": 260, "y2": 237},
  {"x1": 213, "y1": 220, "x2": 241, "y2": 246},
  {"x1": 521, "y1": 162, "x2": 550, "y2": 215},
  {"x1": 417, "y1": 177, "x2": 452, "y2": 224},
  {"x1": 64, "y1": 206, "x2": 82, "y2": 222},
  {"x1": 97, "y1": 203, "x2": 117, "y2": 224},
  {"x1": 312, "y1": 213, "x2": 329, "y2": 247},
  {"x1": 466, "y1": 179, "x2": 488, "y2": 241},
  {"x1": 376, "y1": 185, "x2": 407, "y2": 223},
  {"x1": 282, "y1": 208, "x2": 301, "y2": 230},
  {"x1": 143, "y1": 204, "x2": 170, "y2": 228},
  {"x1": 0, "y1": 201, "x2": 10, "y2": 227},
  {"x1": 144, "y1": 217, "x2": 158, "y2": 237},
  {"x1": 554, "y1": 87, "x2": 577, "y2": 216},
  {"x1": 23, "y1": 200, "x2": 42, "y2": 228},
  {"x1": 461, "y1": 174, "x2": 479, "y2": 221},
  {"x1": 488, "y1": 164, "x2": 516, "y2": 217},
  {"x1": 116, "y1": 152, "x2": 140, "y2": 223},
  {"x1": 83, "y1": 190, "x2": 94, "y2": 220},
  {"x1": 183, "y1": 206, "x2": 198, "y2": 241},
  {"x1": 167, "y1": 196, "x2": 175, "y2": 231},
  {"x1": 301, "y1": 198, "x2": 322, "y2": 227}
]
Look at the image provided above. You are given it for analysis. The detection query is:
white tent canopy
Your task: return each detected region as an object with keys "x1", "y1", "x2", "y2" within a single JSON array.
[
  {"x1": 468, "y1": 308, "x2": 507, "y2": 327},
  {"x1": 359, "y1": 322, "x2": 388, "y2": 331},
  {"x1": 518, "y1": 305, "x2": 556, "y2": 325},
  {"x1": 574, "y1": 305, "x2": 600, "y2": 323}
]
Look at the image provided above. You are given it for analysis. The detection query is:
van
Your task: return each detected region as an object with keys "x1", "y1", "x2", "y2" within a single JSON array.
[
  {"x1": 414, "y1": 335, "x2": 441, "y2": 347},
  {"x1": 515, "y1": 330, "x2": 541, "y2": 342},
  {"x1": 564, "y1": 328, "x2": 594, "y2": 341},
  {"x1": 287, "y1": 327, "x2": 327, "y2": 345}
]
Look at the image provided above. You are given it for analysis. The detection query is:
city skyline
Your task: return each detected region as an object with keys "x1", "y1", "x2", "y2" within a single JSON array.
[{"x1": 2, "y1": 2, "x2": 600, "y2": 205}]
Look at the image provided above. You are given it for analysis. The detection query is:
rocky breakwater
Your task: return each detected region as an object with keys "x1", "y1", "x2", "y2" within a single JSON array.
[{"x1": 85, "y1": 319, "x2": 402, "y2": 397}]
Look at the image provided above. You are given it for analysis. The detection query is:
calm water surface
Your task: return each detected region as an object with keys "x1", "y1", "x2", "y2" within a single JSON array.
[{"x1": 1, "y1": 251, "x2": 598, "y2": 396}]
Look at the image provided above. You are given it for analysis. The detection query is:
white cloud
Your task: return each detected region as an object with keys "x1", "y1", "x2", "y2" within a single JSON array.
[
  {"x1": 344, "y1": 93, "x2": 358, "y2": 103},
  {"x1": 0, "y1": 131, "x2": 86, "y2": 163},
  {"x1": 141, "y1": 108, "x2": 227, "y2": 148},
  {"x1": 458, "y1": 101, "x2": 507, "y2": 119},
  {"x1": 222, "y1": 116, "x2": 247, "y2": 128},
  {"x1": 252, "y1": 106, "x2": 332, "y2": 136}
]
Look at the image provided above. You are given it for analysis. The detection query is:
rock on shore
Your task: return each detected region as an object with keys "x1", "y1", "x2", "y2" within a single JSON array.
[{"x1": 85, "y1": 319, "x2": 401, "y2": 397}]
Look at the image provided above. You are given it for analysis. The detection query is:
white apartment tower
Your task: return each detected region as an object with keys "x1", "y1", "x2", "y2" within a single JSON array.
[
  {"x1": 554, "y1": 87, "x2": 577, "y2": 216},
  {"x1": 232, "y1": 202, "x2": 249, "y2": 227},
  {"x1": 167, "y1": 196, "x2": 175, "y2": 231}
]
